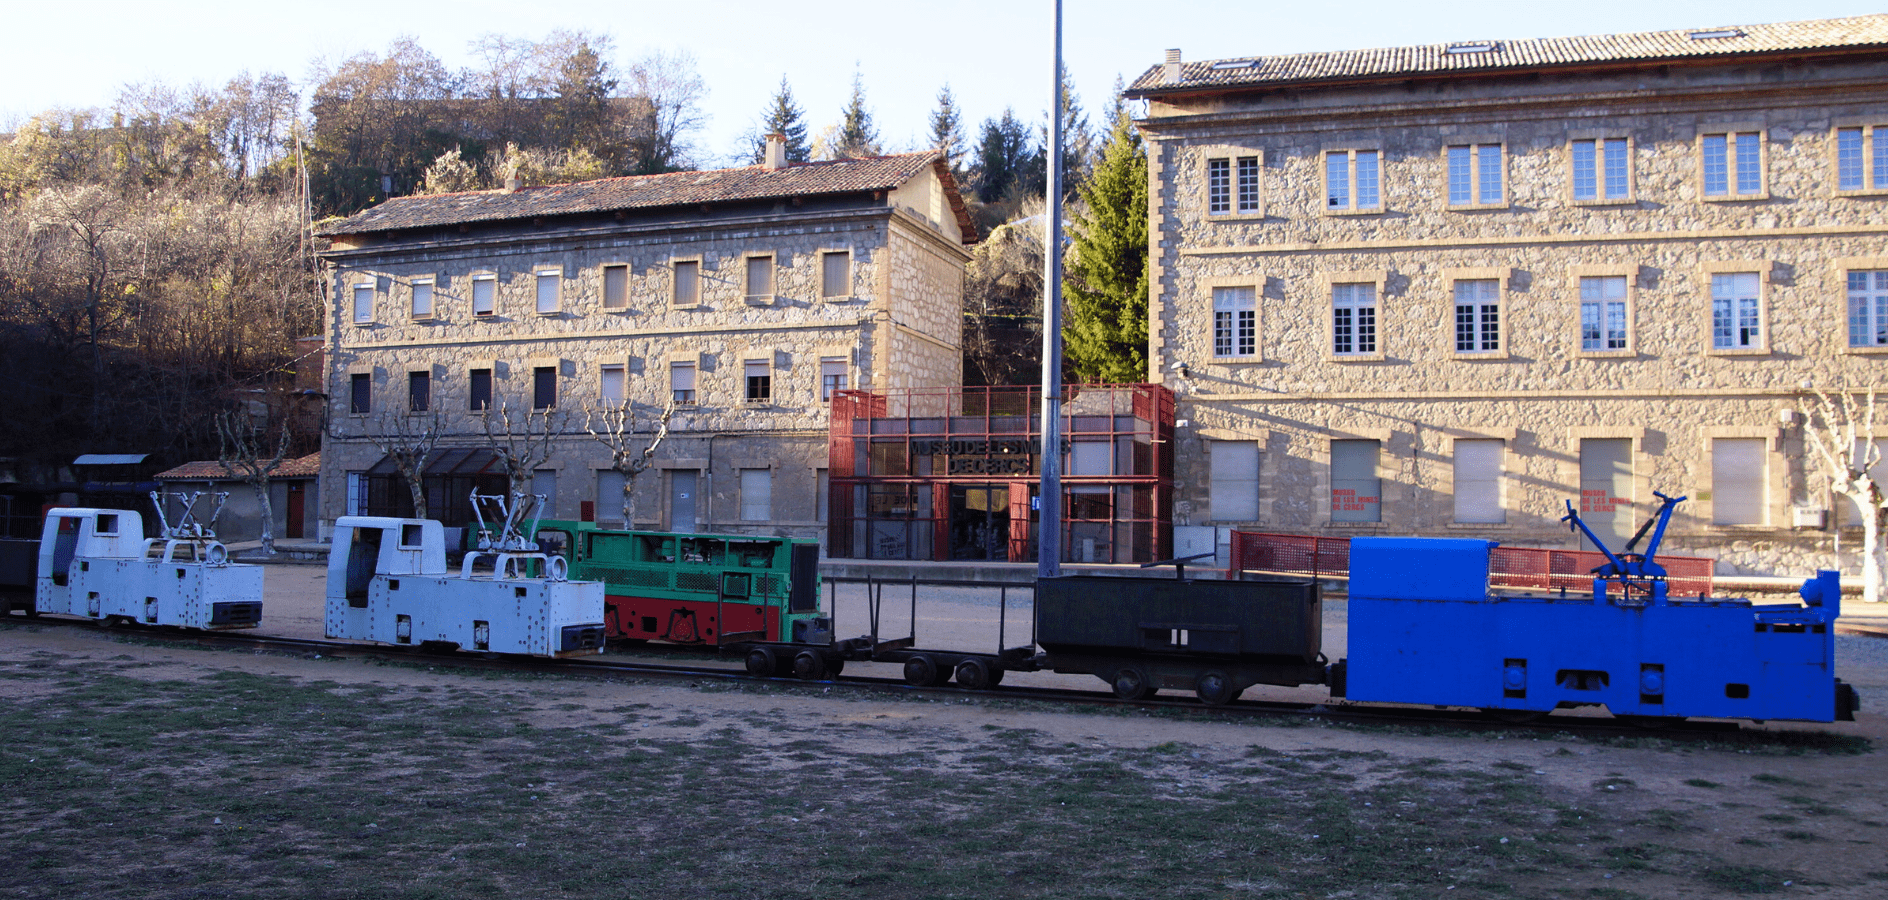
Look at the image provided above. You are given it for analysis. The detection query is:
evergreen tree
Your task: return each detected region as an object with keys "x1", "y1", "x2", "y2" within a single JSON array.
[
  {"x1": 972, "y1": 108, "x2": 1035, "y2": 203},
  {"x1": 929, "y1": 84, "x2": 966, "y2": 175},
  {"x1": 1028, "y1": 65, "x2": 1093, "y2": 202},
  {"x1": 750, "y1": 75, "x2": 810, "y2": 164},
  {"x1": 831, "y1": 69, "x2": 880, "y2": 159},
  {"x1": 1062, "y1": 107, "x2": 1147, "y2": 383}
]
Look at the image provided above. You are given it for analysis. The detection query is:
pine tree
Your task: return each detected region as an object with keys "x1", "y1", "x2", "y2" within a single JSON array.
[
  {"x1": 1062, "y1": 107, "x2": 1147, "y2": 383},
  {"x1": 929, "y1": 84, "x2": 966, "y2": 175},
  {"x1": 972, "y1": 108, "x2": 1035, "y2": 203},
  {"x1": 751, "y1": 75, "x2": 810, "y2": 164},
  {"x1": 832, "y1": 69, "x2": 880, "y2": 159}
]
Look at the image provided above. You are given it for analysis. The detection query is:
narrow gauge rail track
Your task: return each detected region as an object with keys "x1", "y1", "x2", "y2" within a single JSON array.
[{"x1": 7, "y1": 612, "x2": 1775, "y2": 742}]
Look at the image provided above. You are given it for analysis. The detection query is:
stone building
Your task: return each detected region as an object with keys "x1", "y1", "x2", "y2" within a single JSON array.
[
  {"x1": 314, "y1": 142, "x2": 973, "y2": 544},
  {"x1": 1125, "y1": 15, "x2": 1888, "y2": 575}
]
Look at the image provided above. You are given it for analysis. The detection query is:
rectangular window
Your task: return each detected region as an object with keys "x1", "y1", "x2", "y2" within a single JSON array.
[
  {"x1": 1325, "y1": 149, "x2": 1380, "y2": 211},
  {"x1": 349, "y1": 373, "x2": 371, "y2": 415},
  {"x1": 1702, "y1": 131, "x2": 1763, "y2": 197},
  {"x1": 407, "y1": 371, "x2": 430, "y2": 413},
  {"x1": 352, "y1": 284, "x2": 374, "y2": 324},
  {"x1": 1447, "y1": 143, "x2": 1503, "y2": 206},
  {"x1": 820, "y1": 357, "x2": 848, "y2": 401},
  {"x1": 1847, "y1": 270, "x2": 1888, "y2": 347},
  {"x1": 1579, "y1": 275, "x2": 1629, "y2": 351},
  {"x1": 744, "y1": 359, "x2": 772, "y2": 404},
  {"x1": 533, "y1": 366, "x2": 556, "y2": 409},
  {"x1": 1453, "y1": 279, "x2": 1500, "y2": 352},
  {"x1": 1712, "y1": 437, "x2": 1766, "y2": 525},
  {"x1": 1572, "y1": 138, "x2": 1630, "y2": 201},
  {"x1": 745, "y1": 256, "x2": 773, "y2": 302},
  {"x1": 1212, "y1": 286, "x2": 1257, "y2": 358},
  {"x1": 532, "y1": 469, "x2": 557, "y2": 519},
  {"x1": 740, "y1": 469, "x2": 772, "y2": 522},
  {"x1": 821, "y1": 251, "x2": 851, "y2": 299},
  {"x1": 600, "y1": 364, "x2": 626, "y2": 404},
  {"x1": 1331, "y1": 283, "x2": 1376, "y2": 355},
  {"x1": 672, "y1": 260, "x2": 700, "y2": 306},
  {"x1": 1453, "y1": 439, "x2": 1504, "y2": 524},
  {"x1": 1208, "y1": 441, "x2": 1259, "y2": 522},
  {"x1": 602, "y1": 264, "x2": 628, "y2": 310},
  {"x1": 410, "y1": 278, "x2": 434, "y2": 319},
  {"x1": 1207, "y1": 155, "x2": 1260, "y2": 215},
  {"x1": 1330, "y1": 439, "x2": 1381, "y2": 524},
  {"x1": 469, "y1": 368, "x2": 492, "y2": 411},
  {"x1": 596, "y1": 471, "x2": 626, "y2": 527},
  {"x1": 536, "y1": 269, "x2": 561, "y2": 314},
  {"x1": 670, "y1": 361, "x2": 696, "y2": 404},
  {"x1": 1838, "y1": 125, "x2": 1888, "y2": 193},
  {"x1": 1710, "y1": 272, "x2": 1761, "y2": 349},
  {"x1": 472, "y1": 274, "x2": 496, "y2": 316}
]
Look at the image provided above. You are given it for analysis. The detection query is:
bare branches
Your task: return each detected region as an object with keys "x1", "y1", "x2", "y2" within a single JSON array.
[
  {"x1": 1805, "y1": 387, "x2": 1888, "y2": 603},
  {"x1": 215, "y1": 406, "x2": 293, "y2": 553},
  {"x1": 585, "y1": 398, "x2": 676, "y2": 526},
  {"x1": 364, "y1": 407, "x2": 445, "y2": 516},
  {"x1": 480, "y1": 402, "x2": 565, "y2": 537}
]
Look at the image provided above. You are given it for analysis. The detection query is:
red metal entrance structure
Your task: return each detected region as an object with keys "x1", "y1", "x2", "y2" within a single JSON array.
[{"x1": 828, "y1": 385, "x2": 1174, "y2": 563}]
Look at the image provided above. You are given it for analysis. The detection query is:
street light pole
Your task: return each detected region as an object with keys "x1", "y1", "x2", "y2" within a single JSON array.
[{"x1": 1037, "y1": 0, "x2": 1065, "y2": 579}]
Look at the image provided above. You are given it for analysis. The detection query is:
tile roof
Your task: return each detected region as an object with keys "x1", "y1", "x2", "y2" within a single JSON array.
[
  {"x1": 157, "y1": 453, "x2": 321, "y2": 480},
  {"x1": 1127, "y1": 14, "x2": 1888, "y2": 96},
  {"x1": 318, "y1": 152, "x2": 974, "y2": 241}
]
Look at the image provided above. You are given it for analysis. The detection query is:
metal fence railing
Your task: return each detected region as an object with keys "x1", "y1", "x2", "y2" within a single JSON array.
[{"x1": 1228, "y1": 531, "x2": 1715, "y2": 597}]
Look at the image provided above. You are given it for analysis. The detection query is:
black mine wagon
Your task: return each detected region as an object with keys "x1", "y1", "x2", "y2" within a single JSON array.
[{"x1": 1034, "y1": 574, "x2": 1327, "y2": 704}]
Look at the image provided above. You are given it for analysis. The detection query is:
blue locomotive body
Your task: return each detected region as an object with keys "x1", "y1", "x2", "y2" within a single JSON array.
[{"x1": 1342, "y1": 536, "x2": 1857, "y2": 722}]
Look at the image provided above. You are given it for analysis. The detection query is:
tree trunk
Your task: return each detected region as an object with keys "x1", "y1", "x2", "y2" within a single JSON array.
[
  {"x1": 1869, "y1": 503, "x2": 1887, "y2": 604},
  {"x1": 253, "y1": 478, "x2": 276, "y2": 554},
  {"x1": 620, "y1": 471, "x2": 637, "y2": 528},
  {"x1": 405, "y1": 472, "x2": 426, "y2": 519}
]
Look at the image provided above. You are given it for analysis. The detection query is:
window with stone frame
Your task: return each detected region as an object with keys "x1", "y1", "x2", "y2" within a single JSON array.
[
  {"x1": 352, "y1": 283, "x2": 374, "y2": 324},
  {"x1": 820, "y1": 357, "x2": 848, "y2": 401},
  {"x1": 821, "y1": 251, "x2": 851, "y2": 299},
  {"x1": 672, "y1": 260, "x2": 700, "y2": 306},
  {"x1": 1208, "y1": 441, "x2": 1260, "y2": 521},
  {"x1": 410, "y1": 278, "x2": 434, "y2": 319},
  {"x1": 535, "y1": 269, "x2": 561, "y2": 314},
  {"x1": 1711, "y1": 437, "x2": 1766, "y2": 525},
  {"x1": 740, "y1": 468, "x2": 772, "y2": 521},
  {"x1": 599, "y1": 364, "x2": 626, "y2": 404},
  {"x1": 744, "y1": 358, "x2": 772, "y2": 404},
  {"x1": 670, "y1": 360, "x2": 697, "y2": 404},
  {"x1": 469, "y1": 368, "x2": 492, "y2": 411},
  {"x1": 1331, "y1": 283, "x2": 1377, "y2": 355},
  {"x1": 1206, "y1": 154, "x2": 1261, "y2": 216},
  {"x1": 1212, "y1": 286, "x2": 1257, "y2": 358},
  {"x1": 1571, "y1": 137, "x2": 1631, "y2": 202},
  {"x1": 1453, "y1": 280, "x2": 1500, "y2": 352},
  {"x1": 407, "y1": 371, "x2": 430, "y2": 413},
  {"x1": 1837, "y1": 125, "x2": 1888, "y2": 193},
  {"x1": 472, "y1": 274, "x2": 497, "y2": 316},
  {"x1": 1446, "y1": 143, "x2": 1504, "y2": 207},
  {"x1": 1848, "y1": 270, "x2": 1888, "y2": 348},
  {"x1": 1324, "y1": 149, "x2": 1381, "y2": 212},
  {"x1": 1579, "y1": 275, "x2": 1630, "y2": 351},
  {"x1": 744, "y1": 255, "x2": 774, "y2": 303},
  {"x1": 1710, "y1": 272, "x2": 1762, "y2": 350},
  {"x1": 349, "y1": 373, "x2": 371, "y2": 415},
  {"x1": 532, "y1": 366, "x2": 557, "y2": 409},
  {"x1": 602, "y1": 264, "x2": 629, "y2": 311},
  {"x1": 1701, "y1": 130, "x2": 1764, "y2": 198},
  {"x1": 1452, "y1": 439, "x2": 1504, "y2": 524}
]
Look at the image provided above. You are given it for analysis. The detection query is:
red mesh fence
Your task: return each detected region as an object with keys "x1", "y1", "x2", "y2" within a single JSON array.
[{"x1": 1229, "y1": 531, "x2": 1715, "y2": 596}]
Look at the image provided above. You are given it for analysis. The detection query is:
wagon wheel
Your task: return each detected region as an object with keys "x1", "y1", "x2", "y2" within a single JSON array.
[
  {"x1": 791, "y1": 649, "x2": 827, "y2": 680},
  {"x1": 1195, "y1": 671, "x2": 1238, "y2": 706},
  {"x1": 903, "y1": 655, "x2": 938, "y2": 687},
  {"x1": 744, "y1": 646, "x2": 778, "y2": 678},
  {"x1": 1112, "y1": 666, "x2": 1154, "y2": 701},
  {"x1": 954, "y1": 658, "x2": 996, "y2": 691}
]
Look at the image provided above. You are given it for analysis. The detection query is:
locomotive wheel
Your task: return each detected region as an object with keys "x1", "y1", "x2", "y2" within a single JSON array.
[
  {"x1": 1195, "y1": 671, "x2": 1237, "y2": 706},
  {"x1": 1482, "y1": 708, "x2": 1549, "y2": 724},
  {"x1": 825, "y1": 657, "x2": 845, "y2": 678},
  {"x1": 792, "y1": 649, "x2": 828, "y2": 680},
  {"x1": 1112, "y1": 667, "x2": 1153, "y2": 701},
  {"x1": 954, "y1": 658, "x2": 996, "y2": 691},
  {"x1": 903, "y1": 655, "x2": 937, "y2": 686},
  {"x1": 744, "y1": 646, "x2": 778, "y2": 678}
]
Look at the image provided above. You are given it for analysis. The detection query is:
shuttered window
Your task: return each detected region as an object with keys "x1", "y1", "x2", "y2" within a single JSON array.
[
  {"x1": 741, "y1": 469, "x2": 772, "y2": 521},
  {"x1": 1330, "y1": 440, "x2": 1380, "y2": 523},
  {"x1": 1712, "y1": 438, "x2": 1765, "y2": 525},
  {"x1": 1452, "y1": 440, "x2": 1503, "y2": 524},
  {"x1": 1209, "y1": 441, "x2": 1260, "y2": 522}
]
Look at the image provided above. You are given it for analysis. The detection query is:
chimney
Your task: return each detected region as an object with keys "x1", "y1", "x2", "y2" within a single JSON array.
[
  {"x1": 764, "y1": 133, "x2": 788, "y2": 169},
  {"x1": 503, "y1": 171, "x2": 522, "y2": 193},
  {"x1": 1163, "y1": 49, "x2": 1182, "y2": 84}
]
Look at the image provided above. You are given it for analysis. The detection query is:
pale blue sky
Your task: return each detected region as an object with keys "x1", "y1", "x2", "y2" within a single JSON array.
[{"x1": 4, "y1": 0, "x2": 1883, "y2": 167}]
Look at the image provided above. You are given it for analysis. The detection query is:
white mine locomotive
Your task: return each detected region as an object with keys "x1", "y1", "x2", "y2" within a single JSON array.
[{"x1": 36, "y1": 493, "x2": 264, "y2": 629}]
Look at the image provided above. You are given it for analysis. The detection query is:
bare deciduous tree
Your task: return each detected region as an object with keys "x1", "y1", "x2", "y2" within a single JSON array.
[
  {"x1": 364, "y1": 407, "x2": 445, "y2": 518},
  {"x1": 1804, "y1": 388, "x2": 1887, "y2": 603},
  {"x1": 585, "y1": 398, "x2": 675, "y2": 527},
  {"x1": 216, "y1": 406, "x2": 292, "y2": 553},
  {"x1": 480, "y1": 402, "x2": 563, "y2": 539}
]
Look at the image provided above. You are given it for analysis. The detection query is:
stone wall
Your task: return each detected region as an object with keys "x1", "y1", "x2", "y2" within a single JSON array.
[{"x1": 1144, "y1": 53, "x2": 1888, "y2": 576}]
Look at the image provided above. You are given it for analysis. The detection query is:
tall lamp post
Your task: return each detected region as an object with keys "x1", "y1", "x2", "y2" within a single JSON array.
[{"x1": 1037, "y1": 0, "x2": 1065, "y2": 579}]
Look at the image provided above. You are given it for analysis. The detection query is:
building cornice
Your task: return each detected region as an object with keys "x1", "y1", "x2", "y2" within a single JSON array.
[{"x1": 1179, "y1": 222, "x2": 1888, "y2": 257}]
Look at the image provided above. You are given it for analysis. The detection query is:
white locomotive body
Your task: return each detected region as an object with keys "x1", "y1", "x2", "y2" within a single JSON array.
[
  {"x1": 36, "y1": 507, "x2": 264, "y2": 629},
  {"x1": 325, "y1": 516, "x2": 605, "y2": 658}
]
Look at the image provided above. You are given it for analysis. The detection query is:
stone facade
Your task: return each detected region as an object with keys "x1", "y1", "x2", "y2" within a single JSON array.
[
  {"x1": 315, "y1": 153, "x2": 971, "y2": 545},
  {"x1": 1128, "y1": 17, "x2": 1888, "y2": 576}
]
